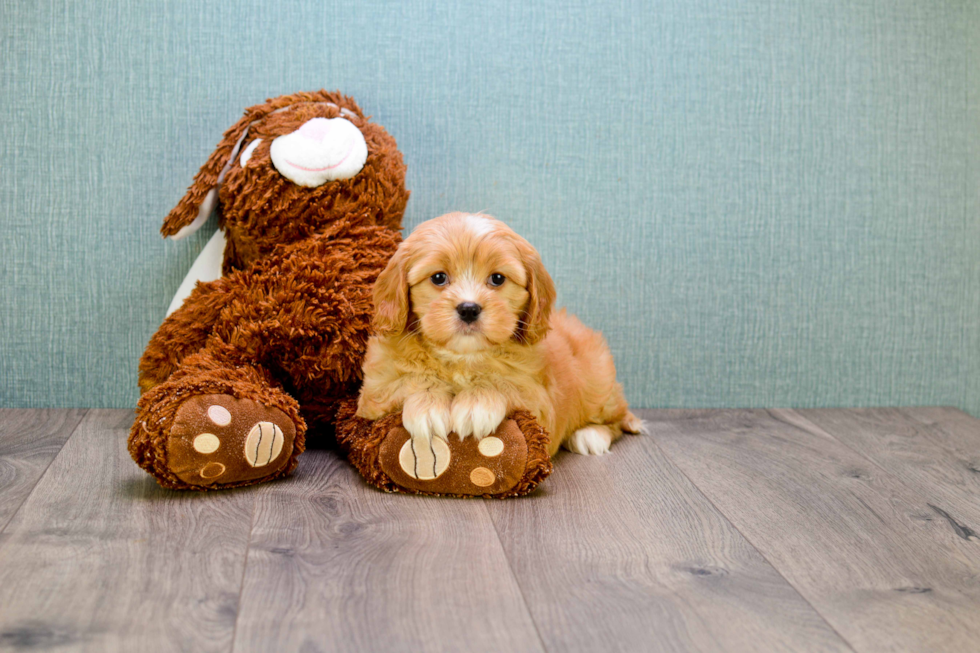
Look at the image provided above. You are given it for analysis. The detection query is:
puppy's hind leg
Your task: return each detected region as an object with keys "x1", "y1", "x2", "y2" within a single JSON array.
[
  {"x1": 563, "y1": 411, "x2": 645, "y2": 456},
  {"x1": 564, "y1": 424, "x2": 618, "y2": 456},
  {"x1": 621, "y1": 411, "x2": 648, "y2": 435}
]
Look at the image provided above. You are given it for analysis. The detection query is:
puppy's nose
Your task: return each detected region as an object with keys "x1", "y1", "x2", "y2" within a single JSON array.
[{"x1": 456, "y1": 302, "x2": 482, "y2": 323}]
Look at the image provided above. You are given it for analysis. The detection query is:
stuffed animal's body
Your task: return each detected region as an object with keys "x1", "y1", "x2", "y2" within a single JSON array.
[{"x1": 130, "y1": 91, "x2": 408, "y2": 489}]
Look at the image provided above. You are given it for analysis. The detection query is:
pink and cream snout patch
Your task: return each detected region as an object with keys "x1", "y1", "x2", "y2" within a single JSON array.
[{"x1": 270, "y1": 117, "x2": 368, "y2": 187}]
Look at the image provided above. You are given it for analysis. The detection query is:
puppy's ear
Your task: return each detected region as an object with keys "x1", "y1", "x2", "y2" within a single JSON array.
[
  {"x1": 160, "y1": 112, "x2": 254, "y2": 240},
  {"x1": 372, "y1": 244, "x2": 412, "y2": 336},
  {"x1": 516, "y1": 239, "x2": 556, "y2": 345}
]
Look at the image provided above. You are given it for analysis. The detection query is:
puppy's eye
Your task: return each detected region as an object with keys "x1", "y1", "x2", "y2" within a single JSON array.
[
  {"x1": 430, "y1": 272, "x2": 449, "y2": 286},
  {"x1": 488, "y1": 273, "x2": 506, "y2": 287}
]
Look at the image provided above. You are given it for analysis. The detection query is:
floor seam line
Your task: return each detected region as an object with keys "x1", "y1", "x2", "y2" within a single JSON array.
[
  {"x1": 0, "y1": 408, "x2": 89, "y2": 537},
  {"x1": 773, "y1": 408, "x2": 977, "y2": 523},
  {"x1": 228, "y1": 490, "x2": 258, "y2": 653},
  {"x1": 768, "y1": 409, "x2": 900, "y2": 484},
  {"x1": 482, "y1": 499, "x2": 551, "y2": 653},
  {"x1": 643, "y1": 411, "x2": 860, "y2": 653}
]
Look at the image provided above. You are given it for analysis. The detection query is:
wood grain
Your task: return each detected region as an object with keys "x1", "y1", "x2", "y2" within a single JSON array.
[
  {"x1": 0, "y1": 409, "x2": 86, "y2": 534},
  {"x1": 484, "y1": 433, "x2": 851, "y2": 652},
  {"x1": 900, "y1": 406, "x2": 980, "y2": 468},
  {"x1": 232, "y1": 447, "x2": 544, "y2": 653},
  {"x1": 0, "y1": 409, "x2": 255, "y2": 653},
  {"x1": 791, "y1": 408, "x2": 980, "y2": 541},
  {"x1": 3, "y1": 407, "x2": 980, "y2": 652},
  {"x1": 645, "y1": 408, "x2": 980, "y2": 653}
]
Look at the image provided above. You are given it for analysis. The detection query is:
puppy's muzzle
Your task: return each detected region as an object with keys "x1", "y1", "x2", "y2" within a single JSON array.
[{"x1": 456, "y1": 302, "x2": 482, "y2": 324}]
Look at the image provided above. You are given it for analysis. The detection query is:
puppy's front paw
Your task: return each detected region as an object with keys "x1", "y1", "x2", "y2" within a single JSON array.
[
  {"x1": 402, "y1": 392, "x2": 452, "y2": 442},
  {"x1": 451, "y1": 390, "x2": 507, "y2": 440}
]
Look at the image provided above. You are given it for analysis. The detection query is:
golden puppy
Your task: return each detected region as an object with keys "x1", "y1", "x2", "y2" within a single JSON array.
[{"x1": 356, "y1": 212, "x2": 643, "y2": 457}]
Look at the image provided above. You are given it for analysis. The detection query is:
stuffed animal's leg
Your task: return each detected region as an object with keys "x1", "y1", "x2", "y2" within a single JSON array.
[
  {"x1": 138, "y1": 278, "x2": 233, "y2": 393},
  {"x1": 335, "y1": 399, "x2": 554, "y2": 498},
  {"x1": 130, "y1": 350, "x2": 306, "y2": 490}
]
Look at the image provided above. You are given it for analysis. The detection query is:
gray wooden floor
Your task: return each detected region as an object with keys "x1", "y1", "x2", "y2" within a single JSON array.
[{"x1": 1, "y1": 408, "x2": 979, "y2": 652}]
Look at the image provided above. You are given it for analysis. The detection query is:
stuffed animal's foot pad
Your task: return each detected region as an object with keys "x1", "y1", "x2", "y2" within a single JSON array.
[
  {"x1": 168, "y1": 394, "x2": 296, "y2": 487},
  {"x1": 379, "y1": 422, "x2": 528, "y2": 495}
]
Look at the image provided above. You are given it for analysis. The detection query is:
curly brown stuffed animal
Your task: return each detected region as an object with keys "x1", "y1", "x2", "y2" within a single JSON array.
[
  {"x1": 130, "y1": 90, "x2": 409, "y2": 489},
  {"x1": 130, "y1": 90, "x2": 552, "y2": 496}
]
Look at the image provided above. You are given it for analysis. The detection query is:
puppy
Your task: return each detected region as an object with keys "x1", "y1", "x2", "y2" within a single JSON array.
[{"x1": 356, "y1": 212, "x2": 643, "y2": 457}]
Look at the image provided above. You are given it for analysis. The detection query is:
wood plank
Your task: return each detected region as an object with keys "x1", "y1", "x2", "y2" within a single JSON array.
[
  {"x1": 791, "y1": 408, "x2": 980, "y2": 541},
  {"x1": 0, "y1": 409, "x2": 255, "y2": 653},
  {"x1": 900, "y1": 406, "x2": 980, "y2": 465},
  {"x1": 0, "y1": 409, "x2": 86, "y2": 532},
  {"x1": 484, "y1": 432, "x2": 851, "y2": 652},
  {"x1": 646, "y1": 408, "x2": 980, "y2": 653},
  {"x1": 232, "y1": 447, "x2": 545, "y2": 653}
]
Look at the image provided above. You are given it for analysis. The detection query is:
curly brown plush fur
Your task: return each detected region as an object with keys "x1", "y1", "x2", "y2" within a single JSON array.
[
  {"x1": 131, "y1": 90, "x2": 552, "y2": 495},
  {"x1": 160, "y1": 90, "x2": 408, "y2": 273}
]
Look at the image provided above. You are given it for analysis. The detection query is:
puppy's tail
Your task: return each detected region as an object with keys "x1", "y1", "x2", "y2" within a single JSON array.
[{"x1": 621, "y1": 411, "x2": 648, "y2": 436}]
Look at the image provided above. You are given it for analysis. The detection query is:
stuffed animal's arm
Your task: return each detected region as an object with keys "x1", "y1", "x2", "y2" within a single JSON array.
[{"x1": 138, "y1": 274, "x2": 232, "y2": 393}]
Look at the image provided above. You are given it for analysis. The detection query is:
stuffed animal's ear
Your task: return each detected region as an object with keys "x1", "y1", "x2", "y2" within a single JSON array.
[
  {"x1": 161, "y1": 113, "x2": 254, "y2": 240},
  {"x1": 515, "y1": 238, "x2": 556, "y2": 345},
  {"x1": 372, "y1": 245, "x2": 412, "y2": 336}
]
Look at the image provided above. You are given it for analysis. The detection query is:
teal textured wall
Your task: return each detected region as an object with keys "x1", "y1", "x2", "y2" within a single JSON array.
[{"x1": 1, "y1": 0, "x2": 978, "y2": 413}]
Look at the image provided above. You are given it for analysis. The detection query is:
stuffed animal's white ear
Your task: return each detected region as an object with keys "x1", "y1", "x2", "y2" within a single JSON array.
[
  {"x1": 162, "y1": 119, "x2": 252, "y2": 239},
  {"x1": 165, "y1": 230, "x2": 226, "y2": 317},
  {"x1": 167, "y1": 188, "x2": 218, "y2": 240}
]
